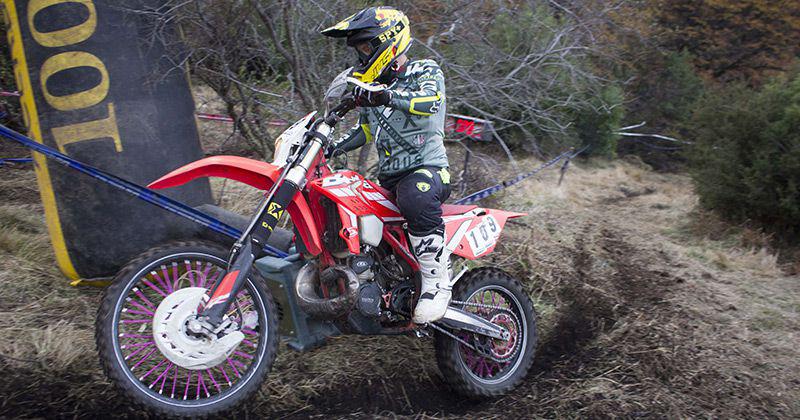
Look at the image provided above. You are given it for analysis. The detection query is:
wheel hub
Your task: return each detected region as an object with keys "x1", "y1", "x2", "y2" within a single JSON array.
[
  {"x1": 152, "y1": 287, "x2": 244, "y2": 370},
  {"x1": 488, "y1": 313, "x2": 518, "y2": 360}
]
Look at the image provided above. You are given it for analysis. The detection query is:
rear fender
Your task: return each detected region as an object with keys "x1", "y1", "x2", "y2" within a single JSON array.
[
  {"x1": 444, "y1": 208, "x2": 526, "y2": 260},
  {"x1": 148, "y1": 156, "x2": 322, "y2": 255}
]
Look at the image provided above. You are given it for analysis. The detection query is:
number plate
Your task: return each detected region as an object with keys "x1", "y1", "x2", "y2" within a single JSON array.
[{"x1": 466, "y1": 215, "x2": 500, "y2": 256}]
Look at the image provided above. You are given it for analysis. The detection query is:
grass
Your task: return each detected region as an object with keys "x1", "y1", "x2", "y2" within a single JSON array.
[{"x1": 0, "y1": 125, "x2": 798, "y2": 417}]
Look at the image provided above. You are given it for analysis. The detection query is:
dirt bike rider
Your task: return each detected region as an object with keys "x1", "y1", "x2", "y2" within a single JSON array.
[{"x1": 322, "y1": 7, "x2": 452, "y2": 324}]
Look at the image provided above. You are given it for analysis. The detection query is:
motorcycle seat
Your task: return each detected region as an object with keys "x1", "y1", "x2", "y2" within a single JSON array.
[
  {"x1": 371, "y1": 183, "x2": 395, "y2": 200},
  {"x1": 368, "y1": 181, "x2": 477, "y2": 216},
  {"x1": 441, "y1": 204, "x2": 478, "y2": 216}
]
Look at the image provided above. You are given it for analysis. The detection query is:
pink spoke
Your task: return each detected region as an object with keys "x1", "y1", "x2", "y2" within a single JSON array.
[
  {"x1": 131, "y1": 347, "x2": 157, "y2": 370},
  {"x1": 132, "y1": 288, "x2": 155, "y2": 308},
  {"x1": 227, "y1": 357, "x2": 241, "y2": 378},
  {"x1": 234, "y1": 351, "x2": 254, "y2": 360},
  {"x1": 196, "y1": 262, "x2": 206, "y2": 287},
  {"x1": 124, "y1": 342, "x2": 154, "y2": 360},
  {"x1": 127, "y1": 299, "x2": 154, "y2": 315},
  {"x1": 206, "y1": 369, "x2": 221, "y2": 393},
  {"x1": 185, "y1": 260, "x2": 195, "y2": 288},
  {"x1": 158, "y1": 266, "x2": 173, "y2": 293},
  {"x1": 121, "y1": 341, "x2": 154, "y2": 350},
  {"x1": 171, "y1": 262, "x2": 181, "y2": 288},
  {"x1": 121, "y1": 319, "x2": 151, "y2": 324},
  {"x1": 230, "y1": 358, "x2": 247, "y2": 369},
  {"x1": 218, "y1": 365, "x2": 232, "y2": 386},
  {"x1": 236, "y1": 298, "x2": 254, "y2": 308},
  {"x1": 196, "y1": 373, "x2": 202, "y2": 399},
  {"x1": 242, "y1": 339, "x2": 257, "y2": 348},
  {"x1": 120, "y1": 333, "x2": 151, "y2": 339},
  {"x1": 204, "y1": 270, "x2": 222, "y2": 290},
  {"x1": 197, "y1": 372, "x2": 210, "y2": 398},
  {"x1": 153, "y1": 362, "x2": 173, "y2": 391},
  {"x1": 183, "y1": 371, "x2": 192, "y2": 400},
  {"x1": 494, "y1": 361, "x2": 503, "y2": 375},
  {"x1": 171, "y1": 366, "x2": 179, "y2": 398},
  {"x1": 466, "y1": 353, "x2": 478, "y2": 372},
  {"x1": 124, "y1": 309, "x2": 154, "y2": 316},
  {"x1": 195, "y1": 261, "x2": 204, "y2": 287},
  {"x1": 141, "y1": 278, "x2": 167, "y2": 298},
  {"x1": 200, "y1": 263, "x2": 214, "y2": 287},
  {"x1": 140, "y1": 358, "x2": 167, "y2": 381},
  {"x1": 154, "y1": 269, "x2": 173, "y2": 294},
  {"x1": 241, "y1": 328, "x2": 257, "y2": 336}
]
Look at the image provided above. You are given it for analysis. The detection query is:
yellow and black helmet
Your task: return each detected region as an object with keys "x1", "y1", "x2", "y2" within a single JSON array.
[{"x1": 321, "y1": 7, "x2": 412, "y2": 83}]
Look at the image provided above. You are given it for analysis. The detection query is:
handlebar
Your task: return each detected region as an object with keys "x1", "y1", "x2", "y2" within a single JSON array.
[{"x1": 324, "y1": 97, "x2": 357, "y2": 127}]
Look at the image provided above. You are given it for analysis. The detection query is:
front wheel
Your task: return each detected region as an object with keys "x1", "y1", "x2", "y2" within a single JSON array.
[
  {"x1": 434, "y1": 267, "x2": 537, "y2": 397},
  {"x1": 95, "y1": 241, "x2": 279, "y2": 417}
]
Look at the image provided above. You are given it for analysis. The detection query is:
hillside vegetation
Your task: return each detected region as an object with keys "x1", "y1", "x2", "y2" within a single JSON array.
[
  {"x1": 0, "y1": 141, "x2": 797, "y2": 417},
  {"x1": 1, "y1": 1, "x2": 799, "y2": 417}
]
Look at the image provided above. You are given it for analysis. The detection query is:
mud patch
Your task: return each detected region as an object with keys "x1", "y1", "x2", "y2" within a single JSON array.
[
  {"x1": 0, "y1": 362, "x2": 135, "y2": 419},
  {"x1": 285, "y1": 377, "x2": 477, "y2": 418}
]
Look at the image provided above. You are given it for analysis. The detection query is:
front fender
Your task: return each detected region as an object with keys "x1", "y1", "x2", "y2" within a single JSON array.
[{"x1": 149, "y1": 156, "x2": 322, "y2": 255}]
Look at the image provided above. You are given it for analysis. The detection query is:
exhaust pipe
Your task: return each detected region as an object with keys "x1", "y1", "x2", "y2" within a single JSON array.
[{"x1": 295, "y1": 262, "x2": 360, "y2": 318}]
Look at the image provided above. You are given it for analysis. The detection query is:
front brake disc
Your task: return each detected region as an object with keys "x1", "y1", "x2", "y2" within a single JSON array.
[{"x1": 152, "y1": 287, "x2": 244, "y2": 370}]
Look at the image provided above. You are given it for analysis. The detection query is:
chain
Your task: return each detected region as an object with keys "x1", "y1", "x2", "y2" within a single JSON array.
[
  {"x1": 451, "y1": 299, "x2": 513, "y2": 313},
  {"x1": 428, "y1": 322, "x2": 507, "y2": 363}
]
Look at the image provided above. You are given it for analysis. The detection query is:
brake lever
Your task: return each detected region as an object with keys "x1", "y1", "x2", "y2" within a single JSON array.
[{"x1": 325, "y1": 96, "x2": 356, "y2": 125}]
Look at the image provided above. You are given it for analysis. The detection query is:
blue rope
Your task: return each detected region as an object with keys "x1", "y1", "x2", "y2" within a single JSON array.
[
  {"x1": 0, "y1": 124, "x2": 287, "y2": 258},
  {"x1": 0, "y1": 157, "x2": 33, "y2": 167},
  {"x1": 455, "y1": 146, "x2": 588, "y2": 205}
]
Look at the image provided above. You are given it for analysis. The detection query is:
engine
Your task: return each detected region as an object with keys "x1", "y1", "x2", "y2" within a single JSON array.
[
  {"x1": 294, "y1": 239, "x2": 415, "y2": 334},
  {"x1": 349, "y1": 247, "x2": 414, "y2": 320}
]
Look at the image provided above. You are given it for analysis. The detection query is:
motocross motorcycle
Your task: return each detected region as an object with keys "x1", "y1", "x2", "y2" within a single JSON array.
[{"x1": 95, "y1": 69, "x2": 537, "y2": 417}]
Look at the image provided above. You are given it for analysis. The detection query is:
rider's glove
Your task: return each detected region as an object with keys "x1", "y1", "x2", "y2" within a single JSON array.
[{"x1": 355, "y1": 86, "x2": 392, "y2": 107}]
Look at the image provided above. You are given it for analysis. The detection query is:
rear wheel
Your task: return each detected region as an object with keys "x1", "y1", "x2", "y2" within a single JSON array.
[
  {"x1": 434, "y1": 267, "x2": 537, "y2": 397},
  {"x1": 95, "y1": 241, "x2": 279, "y2": 417}
]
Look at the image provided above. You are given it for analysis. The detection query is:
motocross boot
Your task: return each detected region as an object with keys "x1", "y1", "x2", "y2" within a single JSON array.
[{"x1": 410, "y1": 227, "x2": 451, "y2": 323}]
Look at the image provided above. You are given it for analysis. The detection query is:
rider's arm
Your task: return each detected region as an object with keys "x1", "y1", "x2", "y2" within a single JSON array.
[
  {"x1": 330, "y1": 113, "x2": 373, "y2": 154},
  {"x1": 388, "y1": 62, "x2": 445, "y2": 117}
]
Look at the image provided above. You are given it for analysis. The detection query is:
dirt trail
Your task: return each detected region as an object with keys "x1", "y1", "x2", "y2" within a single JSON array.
[{"x1": 0, "y1": 157, "x2": 797, "y2": 418}]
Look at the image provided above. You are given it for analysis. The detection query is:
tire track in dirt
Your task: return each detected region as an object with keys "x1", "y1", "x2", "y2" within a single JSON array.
[
  {"x1": 295, "y1": 224, "x2": 683, "y2": 418},
  {"x1": 485, "y1": 222, "x2": 686, "y2": 418}
]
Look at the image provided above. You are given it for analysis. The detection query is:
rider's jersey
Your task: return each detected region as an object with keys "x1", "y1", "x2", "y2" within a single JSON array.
[{"x1": 333, "y1": 59, "x2": 449, "y2": 184}]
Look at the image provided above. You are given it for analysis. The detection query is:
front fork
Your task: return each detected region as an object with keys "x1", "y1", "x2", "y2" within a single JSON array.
[{"x1": 199, "y1": 123, "x2": 331, "y2": 327}]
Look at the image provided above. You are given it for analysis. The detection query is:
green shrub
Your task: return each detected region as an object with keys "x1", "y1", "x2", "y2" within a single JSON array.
[
  {"x1": 574, "y1": 85, "x2": 625, "y2": 158},
  {"x1": 688, "y1": 70, "x2": 800, "y2": 241},
  {"x1": 619, "y1": 50, "x2": 704, "y2": 169}
]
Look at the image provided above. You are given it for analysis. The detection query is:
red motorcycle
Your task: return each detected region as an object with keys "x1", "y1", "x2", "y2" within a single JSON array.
[{"x1": 95, "y1": 69, "x2": 537, "y2": 417}]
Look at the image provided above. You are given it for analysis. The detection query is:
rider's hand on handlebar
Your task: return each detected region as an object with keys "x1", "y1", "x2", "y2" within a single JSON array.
[{"x1": 355, "y1": 86, "x2": 392, "y2": 107}]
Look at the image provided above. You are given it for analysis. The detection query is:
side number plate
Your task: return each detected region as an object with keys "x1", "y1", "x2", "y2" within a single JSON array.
[{"x1": 466, "y1": 215, "x2": 500, "y2": 256}]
